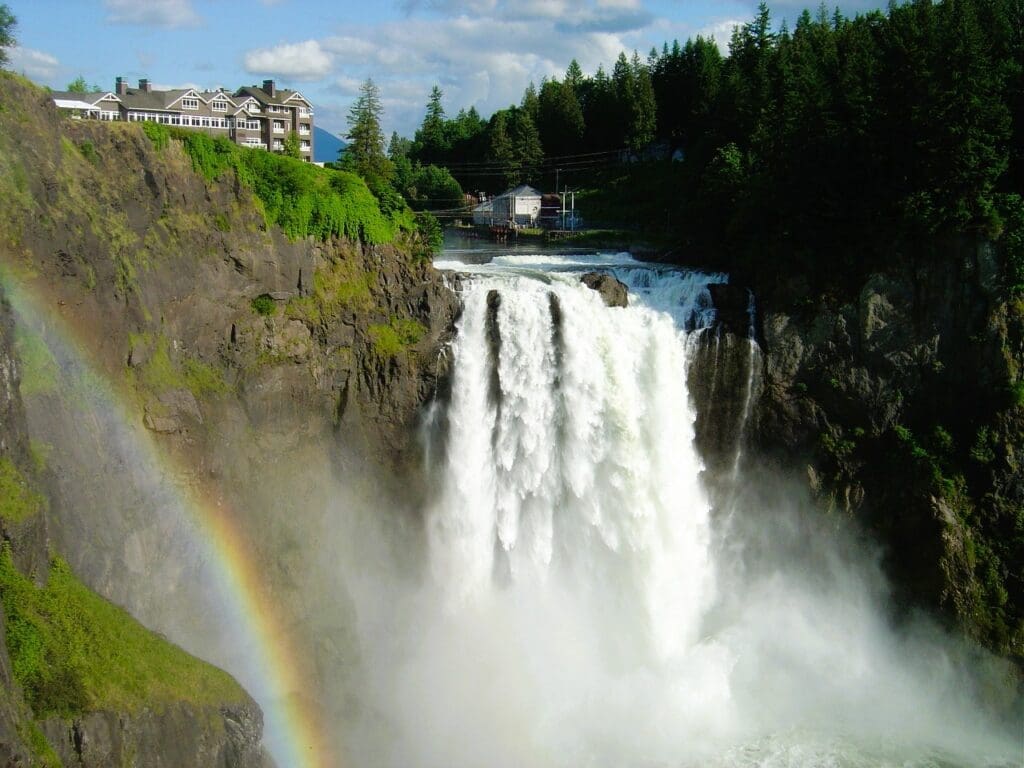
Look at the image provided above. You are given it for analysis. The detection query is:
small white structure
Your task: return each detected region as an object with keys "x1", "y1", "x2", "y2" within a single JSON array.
[
  {"x1": 492, "y1": 184, "x2": 542, "y2": 228},
  {"x1": 472, "y1": 199, "x2": 493, "y2": 226}
]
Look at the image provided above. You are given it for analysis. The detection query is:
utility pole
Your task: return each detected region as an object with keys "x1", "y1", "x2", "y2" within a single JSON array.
[
  {"x1": 560, "y1": 188, "x2": 566, "y2": 231},
  {"x1": 570, "y1": 189, "x2": 576, "y2": 231}
]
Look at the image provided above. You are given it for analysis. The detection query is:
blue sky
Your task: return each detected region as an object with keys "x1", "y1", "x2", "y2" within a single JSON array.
[{"x1": 8, "y1": 0, "x2": 885, "y2": 138}]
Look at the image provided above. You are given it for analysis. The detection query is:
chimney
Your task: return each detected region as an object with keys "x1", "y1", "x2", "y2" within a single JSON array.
[
  {"x1": 139, "y1": 78, "x2": 152, "y2": 92},
  {"x1": 115, "y1": 76, "x2": 127, "y2": 96},
  {"x1": 262, "y1": 79, "x2": 276, "y2": 98}
]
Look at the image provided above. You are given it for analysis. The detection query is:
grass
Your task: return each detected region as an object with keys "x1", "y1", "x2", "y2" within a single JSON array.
[
  {"x1": 286, "y1": 256, "x2": 376, "y2": 325},
  {"x1": 134, "y1": 334, "x2": 230, "y2": 398},
  {"x1": 0, "y1": 458, "x2": 45, "y2": 524},
  {"x1": 13, "y1": 326, "x2": 59, "y2": 397},
  {"x1": 0, "y1": 545, "x2": 247, "y2": 719},
  {"x1": 368, "y1": 316, "x2": 426, "y2": 358}
]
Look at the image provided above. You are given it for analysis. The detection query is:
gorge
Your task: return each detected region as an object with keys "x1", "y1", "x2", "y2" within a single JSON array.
[{"x1": 0, "y1": 66, "x2": 1020, "y2": 768}]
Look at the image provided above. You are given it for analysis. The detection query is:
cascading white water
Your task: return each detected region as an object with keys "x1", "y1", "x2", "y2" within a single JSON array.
[
  {"x1": 428, "y1": 257, "x2": 722, "y2": 660},
  {"x1": 343, "y1": 248, "x2": 1018, "y2": 768}
]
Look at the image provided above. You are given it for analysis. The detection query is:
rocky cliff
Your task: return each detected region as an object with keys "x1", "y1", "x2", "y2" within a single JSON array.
[
  {"x1": 738, "y1": 239, "x2": 1023, "y2": 660},
  {"x1": 0, "y1": 70, "x2": 460, "y2": 762}
]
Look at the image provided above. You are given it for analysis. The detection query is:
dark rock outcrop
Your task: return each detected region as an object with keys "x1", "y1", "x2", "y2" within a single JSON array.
[
  {"x1": 749, "y1": 238, "x2": 1024, "y2": 657},
  {"x1": 580, "y1": 272, "x2": 628, "y2": 307},
  {"x1": 42, "y1": 701, "x2": 265, "y2": 768}
]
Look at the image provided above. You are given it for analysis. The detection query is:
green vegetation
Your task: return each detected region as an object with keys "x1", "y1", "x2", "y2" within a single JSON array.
[
  {"x1": 66, "y1": 76, "x2": 99, "y2": 94},
  {"x1": 139, "y1": 125, "x2": 412, "y2": 244},
  {"x1": 0, "y1": 545, "x2": 246, "y2": 719},
  {"x1": 0, "y1": 4, "x2": 15, "y2": 69},
  {"x1": 28, "y1": 440, "x2": 51, "y2": 473},
  {"x1": 132, "y1": 333, "x2": 229, "y2": 398},
  {"x1": 250, "y1": 294, "x2": 276, "y2": 316},
  {"x1": 141, "y1": 120, "x2": 170, "y2": 151},
  {"x1": 286, "y1": 255, "x2": 375, "y2": 325},
  {"x1": 341, "y1": 78, "x2": 391, "y2": 185},
  {"x1": 368, "y1": 317, "x2": 426, "y2": 358},
  {"x1": 13, "y1": 326, "x2": 59, "y2": 396},
  {"x1": 0, "y1": 457, "x2": 44, "y2": 524},
  {"x1": 77, "y1": 140, "x2": 97, "y2": 164}
]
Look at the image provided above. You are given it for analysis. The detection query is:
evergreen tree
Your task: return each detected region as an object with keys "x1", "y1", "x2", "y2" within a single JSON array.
[
  {"x1": 520, "y1": 82, "x2": 541, "y2": 125},
  {"x1": 565, "y1": 59, "x2": 584, "y2": 90},
  {"x1": 343, "y1": 78, "x2": 391, "y2": 184},
  {"x1": 416, "y1": 85, "x2": 448, "y2": 163},
  {"x1": 538, "y1": 78, "x2": 585, "y2": 157},
  {"x1": 0, "y1": 4, "x2": 14, "y2": 67}
]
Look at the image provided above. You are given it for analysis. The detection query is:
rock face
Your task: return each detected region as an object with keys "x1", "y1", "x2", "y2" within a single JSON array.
[
  {"x1": 42, "y1": 702, "x2": 265, "y2": 768},
  {"x1": 0, "y1": 286, "x2": 36, "y2": 768},
  {"x1": 748, "y1": 239, "x2": 1024, "y2": 655},
  {"x1": 0, "y1": 73, "x2": 462, "y2": 758},
  {"x1": 580, "y1": 272, "x2": 628, "y2": 307}
]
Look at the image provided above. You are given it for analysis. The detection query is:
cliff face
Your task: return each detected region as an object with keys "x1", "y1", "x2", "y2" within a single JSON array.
[
  {"x1": 746, "y1": 239, "x2": 1023, "y2": 658},
  {"x1": 0, "y1": 284, "x2": 38, "y2": 768},
  {"x1": 0, "y1": 282, "x2": 265, "y2": 766},
  {"x1": 0, "y1": 71, "x2": 460, "y2": 760}
]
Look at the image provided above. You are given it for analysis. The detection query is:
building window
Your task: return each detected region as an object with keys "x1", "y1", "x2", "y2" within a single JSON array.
[
  {"x1": 300, "y1": 140, "x2": 310, "y2": 149},
  {"x1": 181, "y1": 97, "x2": 199, "y2": 110},
  {"x1": 212, "y1": 100, "x2": 227, "y2": 112}
]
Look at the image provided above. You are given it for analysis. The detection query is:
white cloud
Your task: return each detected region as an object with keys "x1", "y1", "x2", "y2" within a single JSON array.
[
  {"x1": 8, "y1": 47, "x2": 60, "y2": 81},
  {"x1": 696, "y1": 18, "x2": 744, "y2": 51},
  {"x1": 104, "y1": 0, "x2": 202, "y2": 28},
  {"x1": 244, "y1": 40, "x2": 333, "y2": 81},
  {"x1": 261, "y1": 0, "x2": 779, "y2": 136}
]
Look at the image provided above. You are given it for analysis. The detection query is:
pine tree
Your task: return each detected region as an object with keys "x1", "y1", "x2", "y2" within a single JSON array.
[
  {"x1": 416, "y1": 85, "x2": 448, "y2": 163},
  {"x1": 343, "y1": 78, "x2": 391, "y2": 183},
  {"x1": 565, "y1": 59, "x2": 584, "y2": 90},
  {"x1": 0, "y1": 4, "x2": 15, "y2": 67},
  {"x1": 538, "y1": 79, "x2": 584, "y2": 157}
]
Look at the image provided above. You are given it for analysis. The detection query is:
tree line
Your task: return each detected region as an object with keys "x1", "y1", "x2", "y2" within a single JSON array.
[{"x1": 342, "y1": 0, "x2": 1022, "y2": 294}]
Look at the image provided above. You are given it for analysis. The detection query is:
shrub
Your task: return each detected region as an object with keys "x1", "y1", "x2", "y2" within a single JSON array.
[
  {"x1": 0, "y1": 546, "x2": 245, "y2": 718},
  {"x1": 141, "y1": 121, "x2": 170, "y2": 150},
  {"x1": 250, "y1": 294, "x2": 276, "y2": 316}
]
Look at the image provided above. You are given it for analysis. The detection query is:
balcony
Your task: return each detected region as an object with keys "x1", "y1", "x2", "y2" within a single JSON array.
[
  {"x1": 272, "y1": 123, "x2": 285, "y2": 134},
  {"x1": 298, "y1": 125, "x2": 311, "y2": 135}
]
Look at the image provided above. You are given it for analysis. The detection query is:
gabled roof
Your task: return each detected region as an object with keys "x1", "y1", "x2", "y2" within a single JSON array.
[
  {"x1": 52, "y1": 96, "x2": 103, "y2": 111},
  {"x1": 473, "y1": 200, "x2": 493, "y2": 212},
  {"x1": 50, "y1": 91, "x2": 117, "y2": 107},
  {"x1": 283, "y1": 91, "x2": 311, "y2": 106},
  {"x1": 497, "y1": 184, "x2": 542, "y2": 198},
  {"x1": 201, "y1": 90, "x2": 236, "y2": 106},
  {"x1": 164, "y1": 88, "x2": 205, "y2": 109},
  {"x1": 234, "y1": 85, "x2": 289, "y2": 108},
  {"x1": 118, "y1": 88, "x2": 189, "y2": 111}
]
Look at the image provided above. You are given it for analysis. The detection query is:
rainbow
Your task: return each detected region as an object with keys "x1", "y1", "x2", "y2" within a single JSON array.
[{"x1": 1, "y1": 268, "x2": 335, "y2": 768}]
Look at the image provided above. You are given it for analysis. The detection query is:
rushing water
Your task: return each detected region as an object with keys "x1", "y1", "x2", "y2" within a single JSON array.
[{"x1": 344, "y1": 245, "x2": 1019, "y2": 768}]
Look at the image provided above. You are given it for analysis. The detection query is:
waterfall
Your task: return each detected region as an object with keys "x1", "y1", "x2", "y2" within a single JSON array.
[
  {"x1": 428, "y1": 255, "x2": 724, "y2": 663},
  {"x1": 348, "y1": 248, "x2": 1018, "y2": 768}
]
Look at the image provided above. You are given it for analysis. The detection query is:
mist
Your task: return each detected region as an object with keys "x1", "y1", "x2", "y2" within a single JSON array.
[
  {"x1": 15, "y1": 252, "x2": 1021, "y2": 768},
  {"x1": 326, "y1": 254, "x2": 1020, "y2": 768}
]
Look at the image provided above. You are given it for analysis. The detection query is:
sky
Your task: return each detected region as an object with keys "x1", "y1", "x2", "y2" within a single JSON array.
[{"x1": 7, "y1": 0, "x2": 885, "y2": 139}]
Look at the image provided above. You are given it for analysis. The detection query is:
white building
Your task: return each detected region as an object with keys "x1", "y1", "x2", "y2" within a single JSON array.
[{"x1": 491, "y1": 185, "x2": 542, "y2": 228}]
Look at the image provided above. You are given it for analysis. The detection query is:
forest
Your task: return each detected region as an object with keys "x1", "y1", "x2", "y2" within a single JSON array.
[{"x1": 362, "y1": 0, "x2": 1022, "y2": 296}]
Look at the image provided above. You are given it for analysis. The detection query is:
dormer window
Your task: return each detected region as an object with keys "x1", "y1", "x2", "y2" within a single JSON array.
[
  {"x1": 182, "y1": 97, "x2": 199, "y2": 110},
  {"x1": 212, "y1": 100, "x2": 227, "y2": 112}
]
